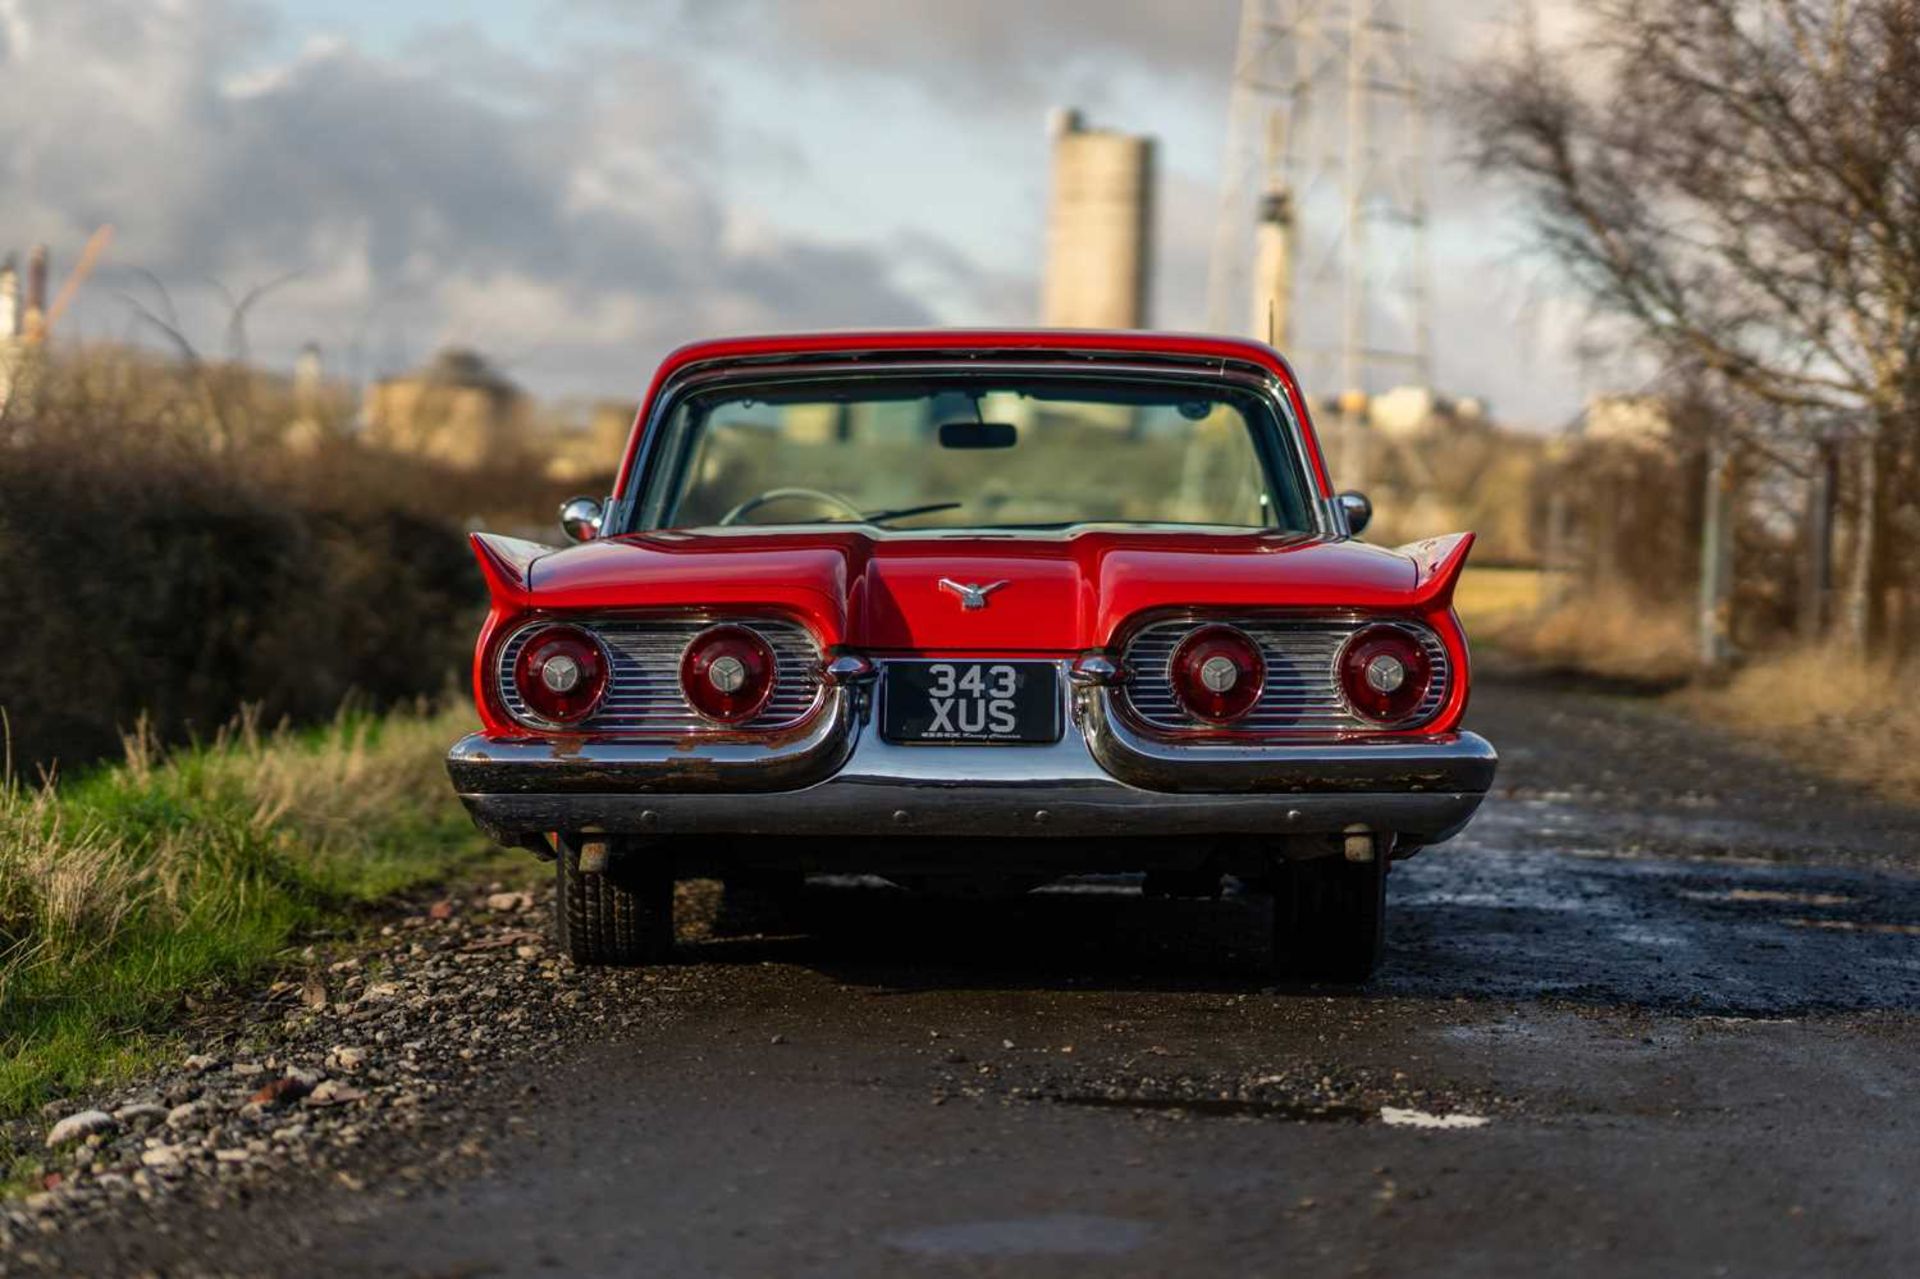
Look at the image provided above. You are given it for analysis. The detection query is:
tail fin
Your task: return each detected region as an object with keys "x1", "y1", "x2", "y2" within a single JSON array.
[
  {"x1": 1399, "y1": 532, "x2": 1476, "y2": 610},
  {"x1": 469, "y1": 532, "x2": 547, "y2": 607}
]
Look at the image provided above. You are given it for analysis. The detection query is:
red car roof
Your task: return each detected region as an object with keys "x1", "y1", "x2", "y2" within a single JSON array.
[
  {"x1": 615, "y1": 328, "x2": 1330, "y2": 497},
  {"x1": 651, "y1": 328, "x2": 1295, "y2": 378}
]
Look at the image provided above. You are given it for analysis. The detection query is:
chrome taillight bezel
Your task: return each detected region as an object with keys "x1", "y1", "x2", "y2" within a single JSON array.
[
  {"x1": 1168, "y1": 623, "x2": 1267, "y2": 724},
  {"x1": 679, "y1": 624, "x2": 779, "y2": 725},
  {"x1": 1334, "y1": 622, "x2": 1438, "y2": 727},
  {"x1": 506, "y1": 623, "x2": 613, "y2": 729},
  {"x1": 1113, "y1": 610, "x2": 1451, "y2": 738},
  {"x1": 492, "y1": 612, "x2": 824, "y2": 736}
]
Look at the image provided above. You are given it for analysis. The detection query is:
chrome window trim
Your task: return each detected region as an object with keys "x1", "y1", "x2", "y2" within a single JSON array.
[{"x1": 617, "y1": 357, "x2": 1334, "y2": 540}]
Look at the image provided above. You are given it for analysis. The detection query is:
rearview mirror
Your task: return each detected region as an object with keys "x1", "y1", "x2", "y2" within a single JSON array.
[
  {"x1": 559, "y1": 495, "x2": 604, "y2": 543},
  {"x1": 938, "y1": 421, "x2": 1018, "y2": 449},
  {"x1": 1337, "y1": 491, "x2": 1372, "y2": 536}
]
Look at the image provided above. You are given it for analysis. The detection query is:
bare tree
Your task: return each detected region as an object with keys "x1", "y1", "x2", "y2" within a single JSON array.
[{"x1": 1459, "y1": 0, "x2": 1920, "y2": 654}]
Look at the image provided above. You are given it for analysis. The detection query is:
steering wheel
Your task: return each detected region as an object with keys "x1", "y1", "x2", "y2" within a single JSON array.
[{"x1": 719, "y1": 487, "x2": 866, "y2": 527}]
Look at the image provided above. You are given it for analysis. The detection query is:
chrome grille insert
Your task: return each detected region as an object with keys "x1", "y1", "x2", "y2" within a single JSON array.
[
  {"x1": 1119, "y1": 617, "x2": 1448, "y2": 733},
  {"x1": 497, "y1": 617, "x2": 823, "y2": 733}
]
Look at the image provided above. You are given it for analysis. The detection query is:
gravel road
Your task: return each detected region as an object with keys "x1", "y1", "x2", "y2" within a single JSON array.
[{"x1": 7, "y1": 667, "x2": 1919, "y2": 1277}]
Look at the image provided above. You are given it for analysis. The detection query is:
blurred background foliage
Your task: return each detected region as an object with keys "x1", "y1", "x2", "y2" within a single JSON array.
[{"x1": 0, "y1": 347, "x2": 588, "y2": 772}]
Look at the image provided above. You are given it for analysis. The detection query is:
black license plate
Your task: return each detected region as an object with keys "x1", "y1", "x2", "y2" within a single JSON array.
[{"x1": 881, "y1": 661, "x2": 1061, "y2": 744}]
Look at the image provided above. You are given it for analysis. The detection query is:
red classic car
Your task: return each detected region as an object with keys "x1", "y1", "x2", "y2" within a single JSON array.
[{"x1": 446, "y1": 330, "x2": 1495, "y2": 980}]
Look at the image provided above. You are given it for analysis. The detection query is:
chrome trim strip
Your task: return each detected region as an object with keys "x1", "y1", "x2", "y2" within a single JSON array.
[
  {"x1": 1082, "y1": 691, "x2": 1496, "y2": 795},
  {"x1": 456, "y1": 787, "x2": 1486, "y2": 845},
  {"x1": 448, "y1": 687, "x2": 857, "y2": 796},
  {"x1": 447, "y1": 675, "x2": 1497, "y2": 845}
]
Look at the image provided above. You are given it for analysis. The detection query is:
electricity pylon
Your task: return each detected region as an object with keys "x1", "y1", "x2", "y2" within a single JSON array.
[{"x1": 1206, "y1": 0, "x2": 1434, "y2": 405}]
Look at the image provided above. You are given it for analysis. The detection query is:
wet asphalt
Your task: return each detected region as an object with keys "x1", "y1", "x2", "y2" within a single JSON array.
[{"x1": 34, "y1": 668, "x2": 1920, "y2": 1275}]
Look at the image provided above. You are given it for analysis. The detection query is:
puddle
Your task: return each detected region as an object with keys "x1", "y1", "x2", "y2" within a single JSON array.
[
  {"x1": 885, "y1": 1214, "x2": 1151, "y2": 1258},
  {"x1": 1380, "y1": 1106, "x2": 1491, "y2": 1130},
  {"x1": 1680, "y1": 889, "x2": 1857, "y2": 907},
  {"x1": 1052, "y1": 1093, "x2": 1371, "y2": 1123},
  {"x1": 1785, "y1": 917, "x2": 1920, "y2": 936},
  {"x1": 1051, "y1": 1094, "x2": 1494, "y2": 1131}
]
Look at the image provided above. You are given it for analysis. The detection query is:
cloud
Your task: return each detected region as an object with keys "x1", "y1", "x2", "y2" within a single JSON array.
[
  {"x1": 599, "y1": 0, "x2": 1601, "y2": 421},
  {"x1": 626, "y1": 0, "x2": 1239, "y2": 109},
  {"x1": 0, "y1": 0, "x2": 940, "y2": 396},
  {"x1": 0, "y1": 0, "x2": 1606, "y2": 423}
]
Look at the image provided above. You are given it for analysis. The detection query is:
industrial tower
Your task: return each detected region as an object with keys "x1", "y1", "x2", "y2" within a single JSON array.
[{"x1": 1206, "y1": 0, "x2": 1434, "y2": 408}]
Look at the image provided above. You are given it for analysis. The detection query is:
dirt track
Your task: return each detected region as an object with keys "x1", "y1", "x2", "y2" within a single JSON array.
[{"x1": 11, "y1": 666, "x2": 1920, "y2": 1277}]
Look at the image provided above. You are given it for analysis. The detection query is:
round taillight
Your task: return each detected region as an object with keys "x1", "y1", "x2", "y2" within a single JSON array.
[
  {"x1": 680, "y1": 625, "x2": 777, "y2": 724},
  {"x1": 512, "y1": 625, "x2": 608, "y2": 726},
  {"x1": 1337, "y1": 624, "x2": 1435, "y2": 725},
  {"x1": 1170, "y1": 624, "x2": 1266, "y2": 724}
]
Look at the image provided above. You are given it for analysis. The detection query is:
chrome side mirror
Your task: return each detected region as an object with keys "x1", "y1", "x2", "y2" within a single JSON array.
[
  {"x1": 1337, "y1": 490, "x2": 1373, "y2": 536},
  {"x1": 559, "y1": 496, "x2": 604, "y2": 543}
]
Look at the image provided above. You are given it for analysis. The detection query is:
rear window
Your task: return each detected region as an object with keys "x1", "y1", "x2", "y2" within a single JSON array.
[{"x1": 632, "y1": 374, "x2": 1315, "y2": 533}]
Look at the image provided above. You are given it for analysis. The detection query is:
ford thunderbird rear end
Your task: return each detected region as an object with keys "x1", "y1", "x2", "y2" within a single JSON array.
[{"x1": 446, "y1": 331, "x2": 1496, "y2": 980}]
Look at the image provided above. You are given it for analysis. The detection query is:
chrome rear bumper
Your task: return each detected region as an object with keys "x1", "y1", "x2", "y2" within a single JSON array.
[{"x1": 448, "y1": 683, "x2": 1496, "y2": 849}]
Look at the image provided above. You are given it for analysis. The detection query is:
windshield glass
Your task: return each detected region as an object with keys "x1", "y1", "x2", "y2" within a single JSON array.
[{"x1": 634, "y1": 375, "x2": 1313, "y2": 533}]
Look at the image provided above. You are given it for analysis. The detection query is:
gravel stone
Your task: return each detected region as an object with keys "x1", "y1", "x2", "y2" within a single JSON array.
[
  {"x1": 45, "y1": 1112, "x2": 116, "y2": 1148},
  {"x1": 111, "y1": 1104, "x2": 168, "y2": 1126},
  {"x1": 164, "y1": 1102, "x2": 205, "y2": 1129}
]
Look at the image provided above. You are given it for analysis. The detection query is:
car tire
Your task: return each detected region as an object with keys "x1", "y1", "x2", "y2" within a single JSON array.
[
  {"x1": 1271, "y1": 853, "x2": 1387, "y2": 982},
  {"x1": 555, "y1": 837, "x2": 674, "y2": 966}
]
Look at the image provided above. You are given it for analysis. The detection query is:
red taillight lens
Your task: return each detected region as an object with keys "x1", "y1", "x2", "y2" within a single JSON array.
[
  {"x1": 1170, "y1": 624, "x2": 1266, "y2": 724},
  {"x1": 1338, "y1": 624, "x2": 1434, "y2": 725},
  {"x1": 512, "y1": 625, "x2": 608, "y2": 726},
  {"x1": 680, "y1": 625, "x2": 777, "y2": 724}
]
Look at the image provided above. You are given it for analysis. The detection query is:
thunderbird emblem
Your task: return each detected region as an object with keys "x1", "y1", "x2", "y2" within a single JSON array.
[{"x1": 938, "y1": 578, "x2": 1009, "y2": 611}]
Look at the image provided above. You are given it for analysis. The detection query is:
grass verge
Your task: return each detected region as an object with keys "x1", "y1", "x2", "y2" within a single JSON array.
[
  {"x1": 0, "y1": 703, "x2": 491, "y2": 1118},
  {"x1": 1468, "y1": 583, "x2": 1698, "y2": 687},
  {"x1": 1678, "y1": 645, "x2": 1920, "y2": 804},
  {"x1": 1471, "y1": 584, "x2": 1920, "y2": 805}
]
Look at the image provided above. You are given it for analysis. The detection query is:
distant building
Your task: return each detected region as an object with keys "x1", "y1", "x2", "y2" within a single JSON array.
[
  {"x1": 21, "y1": 246, "x2": 47, "y2": 345},
  {"x1": 1367, "y1": 386, "x2": 1444, "y2": 438},
  {"x1": 1582, "y1": 394, "x2": 1674, "y2": 451},
  {"x1": 0, "y1": 257, "x2": 18, "y2": 413},
  {"x1": 1251, "y1": 188, "x2": 1295, "y2": 348},
  {"x1": 0, "y1": 251, "x2": 45, "y2": 415},
  {"x1": 1325, "y1": 385, "x2": 1489, "y2": 440},
  {"x1": 282, "y1": 343, "x2": 335, "y2": 455},
  {"x1": 1041, "y1": 109, "x2": 1155, "y2": 330},
  {"x1": 361, "y1": 348, "x2": 530, "y2": 470},
  {"x1": 544, "y1": 401, "x2": 637, "y2": 484},
  {"x1": 0, "y1": 255, "x2": 18, "y2": 340}
]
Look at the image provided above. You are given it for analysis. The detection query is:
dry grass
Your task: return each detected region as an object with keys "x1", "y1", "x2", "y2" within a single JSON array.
[
  {"x1": 0, "y1": 703, "x2": 486, "y2": 1115},
  {"x1": 1454, "y1": 566, "x2": 1551, "y2": 635},
  {"x1": 1681, "y1": 646, "x2": 1920, "y2": 801},
  {"x1": 1479, "y1": 585, "x2": 1698, "y2": 684},
  {"x1": 1484, "y1": 590, "x2": 1920, "y2": 801},
  {"x1": 0, "y1": 778, "x2": 142, "y2": 998}
]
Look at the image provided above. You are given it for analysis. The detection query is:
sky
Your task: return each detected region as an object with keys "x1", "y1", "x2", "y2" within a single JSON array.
[{"x1": 0, "y1": 0, "x2": 1605, "y2": 427}]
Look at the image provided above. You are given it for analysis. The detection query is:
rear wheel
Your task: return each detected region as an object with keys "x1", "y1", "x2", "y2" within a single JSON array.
[
  {"x1": 1271, "y1": 853, "x2": 1387, "y2": 982},
  {"x1": 555, "y1": 837, "x2": 674, "y2": 966}
]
